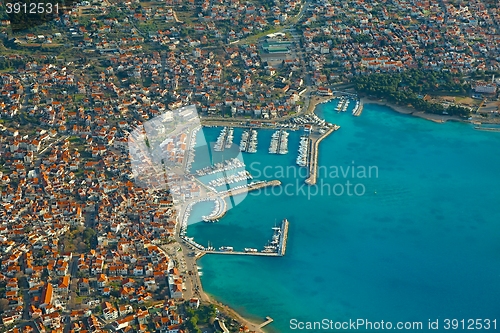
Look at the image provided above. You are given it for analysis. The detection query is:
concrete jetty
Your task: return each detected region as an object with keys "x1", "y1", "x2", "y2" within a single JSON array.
[
  {"x1": 278, "y1": 218, "x2": 289, "y2": 256},
  {"x1": 353, "y1": 99, "x2": 364, "y2": 116},
  {"x1": 305, "y1": 126, "x2": 338, "y2": 185},
  {"x1": 204, "y1": 180, "x2": 281, "y2": 221},
  {"x1": 473, "y1": 126, "x2": 500, "y2": 132},
  {"x1": 203, "y1": 250, "x2": 282, "y2": 257},
  {"x1": 198, "y1": 218, "x2": 290, "y2": 257},
  {"x1": 202, "y1": 197, "x2": 227, "y2": 221},
  {"x1": 259, "y1": 317, "x2": 274, "y2": 328},
  {"x1": 221, "y1": 180, "x2": 281, "y2": 199}
]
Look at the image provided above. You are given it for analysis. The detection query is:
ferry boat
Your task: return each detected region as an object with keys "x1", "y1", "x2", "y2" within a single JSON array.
[
  {"x1": 219, "y1": 246, "x2": 234, "y2": 252},
  {"x1": 208, "y1": 170, "x2": 252, "y2": 187}
]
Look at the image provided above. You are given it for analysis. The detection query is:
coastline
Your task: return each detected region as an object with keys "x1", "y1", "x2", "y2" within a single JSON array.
[
  {"x1": 188, "y1": 94, "x2": 460, "y2": 333},
  {"x1": 306, "y1": 95, "x2": 336, "y2": 114},
  {"x1": 184, "y1": 96, "x2": 500, "y2": 333},
  {"x1": 204, "y1": 291, "x2": 267, "y2": 333},
  {"x1": 174, "y1": 234, "x2": 267, "y2": 333},
  {"x1": 359, "y1": 97, "x2": 465, "y2": 123},
  {"x1": 187, "y1": 95, "x2": 465, "y2": 332}
]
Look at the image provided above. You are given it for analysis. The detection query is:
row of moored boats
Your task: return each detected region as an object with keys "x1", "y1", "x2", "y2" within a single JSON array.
[
  {"x1": 201, "y1": 198, "x2": 223, "y2": 223},
  {"x1": 195, "y1": 157, "x2": 245, "y2": 176},
  {"x1": 269, "y1": 130, "x2": 289, "y2": 154},
  {"x1": 208, "y1": 170, "x2": 253, "y2": 187},
  {"x1": 209, "y1": 223, "x2": 283, "y2": 254},
  {"x1": 296, "y1": 135, "x2": 309, "y2": 167},
  {"x1": 239, "y1": 129, "x2": 258, "y2": 153},
  {"x1": 336, "y1": 96, "x2": 350, "y2": 113},
  {"x1": 214, "y1": 127, "x2": 234, "y2": 152},
  {"x1": 211, "y1": 246, "x2": 259, "y2": 252},
  {"x1": 336, "y1": 96, "x2": 362, "y2": 116},
  {"x1": 262, "y1": 224, "x2": 283, "y2": 253}
]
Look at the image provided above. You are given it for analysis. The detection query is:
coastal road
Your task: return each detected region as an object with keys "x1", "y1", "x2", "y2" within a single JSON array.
[
  {"x1": 160, "y1": 242, "x2": 208, "y2": 303},
  {"x1": 168, "y1": 238, "x2": 267, "y2": 333}
]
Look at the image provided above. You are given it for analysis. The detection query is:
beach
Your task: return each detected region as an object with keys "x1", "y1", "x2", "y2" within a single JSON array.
[{"x1": 360, "y1": 97, "x2": 465, "y2": 123}]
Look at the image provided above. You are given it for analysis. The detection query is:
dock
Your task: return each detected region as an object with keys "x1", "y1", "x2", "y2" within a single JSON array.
[
  {"x1": 202, "y1": 197, "x2": 227, "y2": 221},
  {"x1": 199, "y1": 219, "x2": 290, "y2": 257},
  {"x1": 221, "y1": 180, "x2": 281, "y2": 199},
  {"x1": 278, "y1": 218, "x2": 289, "y2": 256},
  {"x1": 353, "y1": 99, "x2": 364, "y2": 116},
  {"x1": 259, "y1": 317, "x2": 274, "y2": 328},
  {"x1": 474, "y1": 126, "x2": 500, "y2": 132},
  {"x1": 203, "y1": 250, "x2": 282, "y2": 257},
  {"x1": 204, "y1": 180, "x2": 281, "y2": 221},
  {"x1": 305, "y1": 126, "x2": 338, "y2": 185}
]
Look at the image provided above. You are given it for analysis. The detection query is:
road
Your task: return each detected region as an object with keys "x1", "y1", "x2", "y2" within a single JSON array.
[
  {"x1": 235, "y1": 0, "x2": 311, "y2": 45},
  {"x1": 159, "y1": 242, "x2": 207, "y2": 302},
  {"x1": 38, "y1": 135, "x2": 70, "y2": 155}
]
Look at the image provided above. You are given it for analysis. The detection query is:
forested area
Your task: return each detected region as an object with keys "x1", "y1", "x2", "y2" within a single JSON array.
[{"x1": 354, "y1": 69, "x2": 472, "y2": 117}]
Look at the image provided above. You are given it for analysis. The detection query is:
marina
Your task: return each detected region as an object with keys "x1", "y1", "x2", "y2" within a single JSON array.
[
  {"x1": 214, "y1": 127, "x2": 234, "y2": 152},
  {"x1": 248, "y1": 129, "x2": 258, "y2": 153},
  {"x1": 200, "y1": 219, "x2": 290, "y2": 257},
  {"x1": 336, "y1": 96, "x2": 350, "y2": 113},
  {"x1": 207, "y1": 170, "x2": 253, "y2": 187},
  {"x1": 296, "y1": 135, "x2": 310, "y2": 167},
  {"x1": 191, "y1": 101, "x2": 500, "y2": 333},
  {"x1": 195, "y1": 157, "x2": 245, "y2": 176},
  {"x1": 305, "y1": 125, "x2": 340, "y2": 185},
  {"x1": 180, "y1": 197, "x2": 225, "y2": 235},
  {"x1": 182, "y1": 180, "x2": 282, "y2": 225},
  {"x1": 239, "y1": 129, "x2": 258, "y2": 153},
  {"x1": 185, "y1": 125, "x2": 201, "y2": 173},
  {"x1": 225, "y1": 127, "x2": 234, "y2": 149},
  {"x1": 291, "y1": 113, "x2": 328, "y2": 127},
  {"x1": 269, "y1": 130, "x2": 289, "y2": 154},
  {"x1": 201, "y1": 197, "x2": 226, "y2": 223}
]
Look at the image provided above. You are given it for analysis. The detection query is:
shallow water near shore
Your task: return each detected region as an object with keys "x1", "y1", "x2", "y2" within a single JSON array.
[{"x1": 188, "y1": 101, "x2": 500, "y2": 332}]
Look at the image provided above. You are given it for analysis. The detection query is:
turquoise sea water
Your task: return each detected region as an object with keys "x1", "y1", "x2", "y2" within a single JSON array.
[{"x1": 187, "y1": 102, "x2": 500, "y2": 332}]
